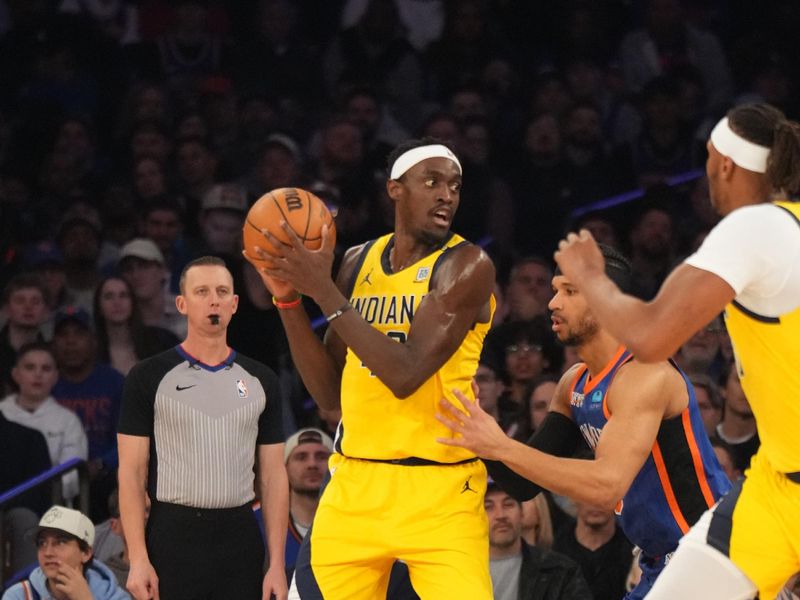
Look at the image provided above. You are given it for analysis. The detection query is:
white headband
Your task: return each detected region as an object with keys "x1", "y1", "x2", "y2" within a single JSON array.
[
  {"x1": 390, "y1": 144, "x2": 462, "y2": 180},
  {"x1": 709, "y1": 117, "x2": 770, "y2": 173}
]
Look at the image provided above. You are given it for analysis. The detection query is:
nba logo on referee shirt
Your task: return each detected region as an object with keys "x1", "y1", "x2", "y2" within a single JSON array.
[
  {"x1": 236, "y1": 379, "x2": 248, "y2": 398},
  {"x1": 414, "y1": 267, "x2": 430, "y2": 282}
]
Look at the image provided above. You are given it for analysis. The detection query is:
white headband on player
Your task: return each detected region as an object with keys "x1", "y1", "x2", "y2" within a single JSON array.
[
  {"x1": 390, "y1": 144, "x2": 462, "y2": 180},
  {"x1": 709, "y1": 117, "x2": 770, "y2": 173}
]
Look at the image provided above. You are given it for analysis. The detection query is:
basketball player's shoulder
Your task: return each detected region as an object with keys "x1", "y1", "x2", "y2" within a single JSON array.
[{"x1": 616, "y1": 357, "x2": 681, "y2": 394}]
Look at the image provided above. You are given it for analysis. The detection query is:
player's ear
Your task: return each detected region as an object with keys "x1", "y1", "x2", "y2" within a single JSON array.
[{"x1": 386, "y1": 178, "x2": 403, "y2": 201}]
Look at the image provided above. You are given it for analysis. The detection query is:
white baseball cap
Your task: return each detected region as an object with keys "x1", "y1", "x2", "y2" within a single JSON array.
[
  {"x1": 118, "y1": 238, "x2": 165, "y2": 265},
  {"x1": 37, "y1": 505, "x2": 95, "y2": 546},
  {"x1": 284, "y1": 428, "x2": 334, "y2": 462}
]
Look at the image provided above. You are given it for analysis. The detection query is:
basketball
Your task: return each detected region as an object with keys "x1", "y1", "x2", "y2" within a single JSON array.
[{"x1": 243, "y1": 187, "x2": 336, "y2": 267}]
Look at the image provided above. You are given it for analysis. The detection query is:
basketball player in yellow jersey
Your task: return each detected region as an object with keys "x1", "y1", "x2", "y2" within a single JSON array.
[
  {"x1": 555, "y1": 103, "x2": 800, "y2": 600},
  {"x1": 245, "y1": 138, "x2": 495, "y2": 599}
]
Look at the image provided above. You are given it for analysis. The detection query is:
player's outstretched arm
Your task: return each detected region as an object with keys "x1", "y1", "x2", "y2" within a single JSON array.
[
  {"x1": 261, "y1": 222, "x2": 495, "y2": 398},
  {"x1": 554, "y1": 230, "x2": 735, "y2": 361},
  {"x1": 438, "y1": 361, "x2": 673, "y2": 510}
]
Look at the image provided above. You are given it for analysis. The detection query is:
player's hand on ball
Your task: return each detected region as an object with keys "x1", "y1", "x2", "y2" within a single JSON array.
[
  {"x1": 554, "y1": 229, "x2": 605, "y2": 284},
  {"x1": 266, "y1": 222, "x2": 337, "y2": 301},
  {"x1": 242, "y1": 246, "x2": 296, "y2": 301},
  {"x1": 436, "y1": 388, "x2": 509, "y2": 461}
]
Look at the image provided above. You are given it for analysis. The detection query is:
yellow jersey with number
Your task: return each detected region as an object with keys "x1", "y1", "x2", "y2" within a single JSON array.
[
  {"x1": 723, "y1": 201, "x2": 800, "y2": 473},
  {"x1": 337, "y1": 232, "x2": 494, "y2": 463}
]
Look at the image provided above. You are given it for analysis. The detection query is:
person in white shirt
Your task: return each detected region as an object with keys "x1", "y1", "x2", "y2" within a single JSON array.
[{"x1": 0, "y1": 341, "x2": 88, "y2": 501}]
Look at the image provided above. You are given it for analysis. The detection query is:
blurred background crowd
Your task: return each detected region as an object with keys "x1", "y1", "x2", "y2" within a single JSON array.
[{"x1": 0, "y1": 0, "x2": 798, "y2": 595}]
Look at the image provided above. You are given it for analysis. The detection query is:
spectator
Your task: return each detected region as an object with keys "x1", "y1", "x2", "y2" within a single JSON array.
[
  {"x1": 716, "y1": 363, "x2": 759, "y2": 474},
  {"x1": 56, "y1": 213, "x2": 104, "y2": 314},
  {"x1": 617, "y1": 0, "x2": 733, "y2": 112},
  {"x1": 486, "y1": 482, "x2": 592, "y2": 600},
  {"x1": 0, "y1": 412, "x2": 51, "y2": 574},
  {"x1": 0, "y1": 274, "x2": 49, "y2": 396},
  {"x1": 196, "y1": 183, "x2": 248, "y2": 260},
  {"x1": 324, "y1": 0, "x2": 423, "y2": 131},
  {"x1": 627, "y1": 203, "x2": 676, "y2": 300},
  {"x1": 1, "y1": 342, "x2": 88, "y2": 502},
  {"x1": 526, "y1": 375, "x2": 559, "y2": 433},
  {"x1": 710, "y1": 438, "x2": 741, "y2": 483},
  {"x1": 504, "y1": 257, "x2": 554, "y2": 323},
  {"x1": 174, "y1": 136, "x2": 220, "y2": 234},
  {"x1": 519, "y1": 493, "x2": 555, "y2": 549},
  {"x1": 51, "y1": 306, "x2": 125, "y2": 522},
  {"x1": 138, "y1": 198, "x2": 192, "y2": 294},
  {"x1": 687, "y1": 371, "x2": 723, "y2": 439},
  {"x1": 283, "y1": 428, "x2": 333, "y2": 580},
  {"x1": 95, "y1": 489, "x2": 139, "y2": 589},
  {"x1": 247, "y1": 134, "x2": 308, "y2": 201},
  {"x1": 93, "y1": 276, "x2": 178, "y2": 376},
  {"x1": 554, "y1": 501, "x2": 635, "y2": 600},
  {"x1": 474, "y1": 360, "x2": 506, "y2": 432},
  {"x1": 130, "y1": 156, "x2": 168, "y2": 202},
  {"x1": 22, "y1": 242, "x2": 71, "y2": 333},
  {"x1": 1, "y1": 505, "x2": 130, "y2": 600},
  {"x1": 117, "y1": 238, "x2": 186, "y2": 339},
  {"x1": 674, "y1": 315, "x2": 725, "y2": 379}
]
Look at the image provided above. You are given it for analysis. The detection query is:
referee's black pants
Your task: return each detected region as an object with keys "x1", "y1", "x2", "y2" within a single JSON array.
[{"x1": 146, "y1": 500, "x2": 265, "y2": 600}]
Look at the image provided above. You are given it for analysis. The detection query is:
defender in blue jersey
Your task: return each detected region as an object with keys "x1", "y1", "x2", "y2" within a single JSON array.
[{"x1": 437, "y1": 245, "x2": 731, "y2": 599}]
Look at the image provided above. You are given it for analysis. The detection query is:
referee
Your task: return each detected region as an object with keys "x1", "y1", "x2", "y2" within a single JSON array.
[{"x1": 117, "y1": 256, "x2": 289, "y2": 600}]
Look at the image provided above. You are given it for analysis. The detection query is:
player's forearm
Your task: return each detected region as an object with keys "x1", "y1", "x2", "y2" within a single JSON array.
[
  {"x1": 260, "y1": 468, "x2": 289, "y2": 570},
  {"x1": 496, "y1": 439, "x2": 625, "y2": 511},
  {"x1": 276, "y1": 306, "x2": 343, "y2": 410}
]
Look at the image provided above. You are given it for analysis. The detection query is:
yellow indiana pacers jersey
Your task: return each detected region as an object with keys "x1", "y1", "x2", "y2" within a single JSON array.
[
  {"x1": 724, "y1": 200, "x2": 800, "y2": 473},
  {"x1": 338, "y1": 232, "x2": 494, "y2": 463}
]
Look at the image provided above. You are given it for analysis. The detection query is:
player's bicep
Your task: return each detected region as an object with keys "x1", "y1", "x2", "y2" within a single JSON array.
[
  {"x1": 404, "y1": 247, "x2": 494, "y2": 368},
  {"x1": 593, "y1": 368, "x2": 668, "y2": 493}
]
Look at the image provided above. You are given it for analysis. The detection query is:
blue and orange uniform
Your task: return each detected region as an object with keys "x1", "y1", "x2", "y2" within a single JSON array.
[{"x1": 569, "y1": 346, "x2": 731, "y2": 599}]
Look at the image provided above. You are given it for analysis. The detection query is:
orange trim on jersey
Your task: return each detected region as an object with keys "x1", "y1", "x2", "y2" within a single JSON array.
[
  {"x1": 681, "y1": 409, "x2": 716, "y2": 508},
  {"x1": 569, "y1": 364, "x2": 589, "y2": 399},
  {"x1": 584, "y1": 345, "x2": 627, "y2": 393},
  {"x1": 601, "y1": 354, "x2": 635, "y2": 419},
  {"x1": 651, "y1": 441, "x2": 690, "y2": 534}
]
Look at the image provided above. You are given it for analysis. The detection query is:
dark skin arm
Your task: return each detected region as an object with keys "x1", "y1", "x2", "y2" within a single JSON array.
[
  {"x1": 438, "y1": 360, "x2": 686, "y2": 510},
  {"x1": 554, "y1": 230, "x2": 735, "y2": 361},
  {"x1": 249, "y1": 223, "x2": 495, "y2": 399}
]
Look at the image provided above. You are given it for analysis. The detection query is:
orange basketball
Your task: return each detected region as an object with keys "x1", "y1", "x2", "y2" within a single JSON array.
[{"x1": 242, "y1": 187, "x2": 336, "y2": 268}]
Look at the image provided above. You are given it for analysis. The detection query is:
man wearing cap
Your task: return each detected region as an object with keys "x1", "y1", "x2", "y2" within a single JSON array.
[
  {"x1": 282, "y1": 428, "x2": 332, "y2": 580},
  {"x1": 117, "y1": 238, "x2": 186, "y2": 340},
  {"x1": 196, "y1": 183, "x2": 248, "y2": 259},
  {"x1": 51, "y1": 306, "x2": 124, "y2": 522},
  {"x1": 247, "y1": 138, "x2": 495, "y2": 598},
  {"x1": 1, "y1": 505, "x2": 130, "y2": 600},
  {"x1": 485, "y1": 480, "x2": 591, "y2": 600}
]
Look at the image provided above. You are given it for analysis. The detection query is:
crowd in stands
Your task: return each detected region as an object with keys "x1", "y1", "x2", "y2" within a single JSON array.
[{"x1": 1, "y1": 0, "x2": 798, "y2": 597}]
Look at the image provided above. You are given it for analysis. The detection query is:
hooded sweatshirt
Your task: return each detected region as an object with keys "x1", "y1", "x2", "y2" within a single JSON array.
[{"x1": 1, "y1": 559, "x2": 130, "y2": 600}]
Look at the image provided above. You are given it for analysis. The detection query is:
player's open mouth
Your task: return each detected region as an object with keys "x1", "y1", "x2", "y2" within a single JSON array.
[{"x1": 432, "y1": 209, "x2": 451, "y2": 227}]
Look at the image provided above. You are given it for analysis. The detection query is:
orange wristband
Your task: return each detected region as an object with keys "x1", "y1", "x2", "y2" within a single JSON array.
[{"x1": 272, "y1": 295, "x2": 302, "y2": 309}]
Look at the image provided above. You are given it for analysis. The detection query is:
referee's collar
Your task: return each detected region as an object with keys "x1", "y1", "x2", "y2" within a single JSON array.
[{"x1": 177, "y1": 345, "x2": 236, "y2": 371}]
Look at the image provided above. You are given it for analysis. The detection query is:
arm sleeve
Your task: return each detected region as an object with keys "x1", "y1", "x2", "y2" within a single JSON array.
[
  {"x1": 117, "y1": 362, "x2": 155, "y2": 437},
  {"x1": 485, "y1": 411, "x2": 584, "y2": 501},
  {"x1": 256, "y1": 365, "x2": 285, "y2": 445}
]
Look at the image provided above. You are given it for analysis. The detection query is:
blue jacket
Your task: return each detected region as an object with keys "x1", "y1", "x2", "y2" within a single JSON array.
[{"x1": 2, "y1": 559, "x2": 130, "y2": 600}]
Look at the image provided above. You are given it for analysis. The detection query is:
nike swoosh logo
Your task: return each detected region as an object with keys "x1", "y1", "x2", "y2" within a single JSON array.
[{"x1": 175, "y1": 384, "x2": 196, "y2": 391}]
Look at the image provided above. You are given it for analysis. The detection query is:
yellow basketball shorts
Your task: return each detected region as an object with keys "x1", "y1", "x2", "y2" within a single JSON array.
[
  {"x1": 709, "y1": 449, "x2": 800, "y2": 598},
  {"x1": 309, "y1": 453, "x2": 493, "y2": 599}
]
